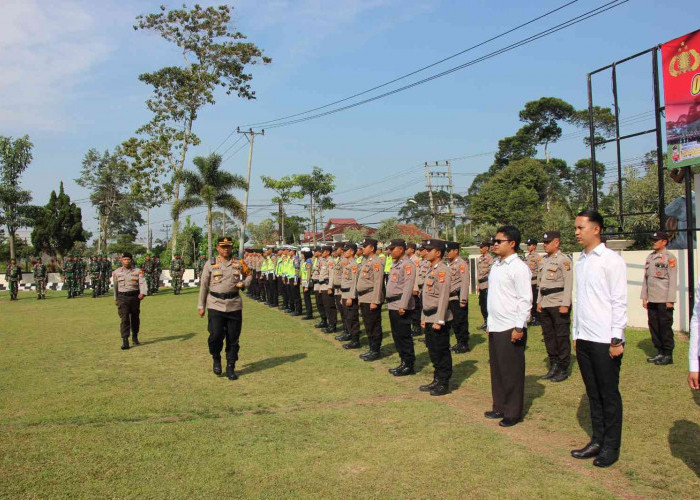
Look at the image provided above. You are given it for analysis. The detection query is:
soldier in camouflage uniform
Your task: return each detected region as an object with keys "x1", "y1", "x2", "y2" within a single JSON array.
[
  {"x1": 142, "y1": 255, "x2": 154, "y2": 295},
  {"x1": 89, "y1": 256, "x2": 101, "y2": 298},
  {"x1": 101, "y1": 255, "x2": 111, "y2": 296},
  {"x1": 6, "y1": 258, "x2": 23, "y2": 300},
  {"x1": 171, "y1": 252, "x2": 185, "y2": 295},
  {"x1": 152, "y1": 256, "x2": 162, "y2": 294},
  {"x1": 62, "y1": 256, "x2": 76, "y2": 299},
  {"x1": 196, "y1": 253, "x2": 207, "y2": 282},
  {"x1": 33, "y1": 258, "x2": 48, "y2": 299}
]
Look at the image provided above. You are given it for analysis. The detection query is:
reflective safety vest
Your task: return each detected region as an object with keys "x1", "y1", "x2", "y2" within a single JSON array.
[
  {"x1": 384, "y1": 256, "x2": 392, "y2": 273},
  {"x1": 275, "y1": 257, "x2": 285, "y2": 276},
  {"x1": 300, "y1": 258, "x2": 310, "y2": 281}
]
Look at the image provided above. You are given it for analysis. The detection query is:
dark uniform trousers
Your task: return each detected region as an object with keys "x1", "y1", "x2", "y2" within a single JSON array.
[
  {"x1": 479, "y1": 289, "x2": 488, "y2": 322},
  {"x1": 315, "y1": 289, "x2": 327, "y2": 321},
  {"x1": 489, "y1": 329, "x2": 527, "y2": 420},
  {"x1": 303, "y1": 285, "x2": 314, "y2": 317},
  {"x1": 344, "y1": 299, "x2": 361, "y2": 342},
  {"x1": 291, "y1": 281, "x2": 302, "y2": 314},
  {"x1": 389, "y1": 310, "x2": 415, "y2": 365},
  {"x1": 539, "y1": 307, "x2": 571, "y2": 367},
  {"x1": 448, "y1": 300, "x2": 469, "y2": 344},
  {"x1": 411, "y1": 294, "x2": 422, "y2": 330},
  {"x1": 323, "y1": 292, "x2": 337, "y2": 327},
  {"x1": 531, "y1": 284, "x2": 538, "y2": 321},
  {"x1": 280, "y1": 277, "x2": 289, "y2": 309},
  {"x1": 576, "y1": 339, "x2": 623, "y2": 450},
  {"x1": 360, "y1": 303, "x2": 383, "y2": 351},
  {"x1": 117, "y1": 293, "x2": 141, "y2": 339},
  {"x1": 334, "y1": 289, "x2": 346, "y2": 330},
  {"x1": 647, "y1": 302, "x2": 674, "y2": 355},
  {"x1": 207, "y1": 309, "x2": 242, "y2": 364},
  {"x1": 425, "y1": 322, "x2": 453, "y2": 382}
]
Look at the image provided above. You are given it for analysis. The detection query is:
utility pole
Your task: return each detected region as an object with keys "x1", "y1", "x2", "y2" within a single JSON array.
[
  {"x1": 425, "y1": 161, "x2": 458, "y2": 240},
  {"x1": 162, "y1": 224, "x2": 171, "y2": 242},
  {"x1": 236, "y1": 127, "x2": 265, "y2": 257}
]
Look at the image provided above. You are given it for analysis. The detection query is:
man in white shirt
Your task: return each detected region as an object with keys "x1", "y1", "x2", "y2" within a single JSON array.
[
  {"x1": 485, "y1": 225, "x2": 532, "y2": 427},
  {"x1": 571, "y1": 210, "x2": 627, "y2": 468},
  {"x1": 687, "y1": 280, "x2": 700, "y2": 390}
]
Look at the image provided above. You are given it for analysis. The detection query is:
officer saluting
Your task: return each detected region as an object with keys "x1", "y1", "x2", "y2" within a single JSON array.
[
  {"x1": 536, "y1": 231, "x2": 573, "y2": 382},
  {"x1": 112, "y1": 252, "x2": 147, "y2": 350},
  {"x1": 642, "y1": 231, "x2": 678, "y2": 366},
  {"x1": 197, "y1": 236, "x2": 252, "y2": 380}
]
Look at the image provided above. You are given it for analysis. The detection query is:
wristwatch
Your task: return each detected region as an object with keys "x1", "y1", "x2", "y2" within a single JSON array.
[
  {"x1": 514, "y1": 327, "x2": 523, "y2": 333},
  {"x1": 611, "y1": 337, "x2": 623, "y2": 346}
]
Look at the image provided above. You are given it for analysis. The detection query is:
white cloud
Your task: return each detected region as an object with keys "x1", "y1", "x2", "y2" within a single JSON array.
[{"x1": 0, "y1": 0, "x2": 112, "y2": 131}]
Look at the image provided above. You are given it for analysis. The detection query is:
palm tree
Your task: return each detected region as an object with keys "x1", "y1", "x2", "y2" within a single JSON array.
[{"x1": 174, "y1": 154, "x2": 247, "y2": 259}]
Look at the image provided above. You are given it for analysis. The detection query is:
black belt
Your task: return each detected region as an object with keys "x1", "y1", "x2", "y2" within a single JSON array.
[
  {"x1": 386, "y1": 295, "x2": 401, "y2": 303},
  {"x1": 333, "y1": 285, "x2": 341, "y2": 290},
  {"x1": 541, "y1": 287, "x2": 564, "y2": 296},
  {"x1": 312, "y1": 279, "x2": 319, "y2": 284},
  {"x1": 423, "y1": 307, "x2": 438, "y2": 316},
  {"x1": 340, "y1": 287, "x2": 350, "y2": 292},
  {"x1": 318, "y1": 279, "x2": 329, "y2": 285},
  {"x1": 357, "y1": 288, "x2": 373, "y2": 296},
  {"x1": 118, "y1": 290, "x2": 139, "y2": 297},
  {"x1": 478, "y1": 277, "x2": 488, "y2": 284},
  {"x1": 449, "y1": 290, "x2": 459, "y2": 297},
  {"x1": 209, "y1": 290, "x2": 240, "y2": 300}
]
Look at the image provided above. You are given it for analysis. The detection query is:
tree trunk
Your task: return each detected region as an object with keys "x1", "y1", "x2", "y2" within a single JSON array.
[
  {"x1": 279, "y1": 199, "x2": 284, "y2": 244},
  {"x1": 171, "y1": 117, "x2": 193, "y2": 258},
  {"x1": 207, "y1": 204, "x2": 213, "y2": 260},
  {"x1": 8, "y1": 228, "x2": 15, "y2": 260}
]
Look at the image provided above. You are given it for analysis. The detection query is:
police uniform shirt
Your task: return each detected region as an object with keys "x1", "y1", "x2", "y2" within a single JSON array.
[
  {"x1": 356, "y1": 255, "x2": 385, "y2": 304},
  {"x1": 537, "y1": 250, "x2": 573, "y2": 308},
  {"x1": 341, "y1": 257, "x2": 360, "y2": 300},
  {"x1": 641, "y1": 249, "x2": 678, "y2": 304},
  {"x1": 317, "y1": 257, "x2": 330, "y2": 291},
  {"x1": 386, "y1": 256, "x2": 417, "y2": 311},
  {"x1": 112, "y1": 266, "x2": 148, "y2": 298},
  {"x1": 417, "y1": 259, "x2": 431, "y2": 289},
  {"x1": 526, "y1": 251, "x2": 542, "y2": 285},
  {"x1": 477, "y1": 253, "x2": 493, "y2": 290},
  {"x1": 333, "y1": 256, "x2": 346, "y2": 295},
  {"x1": 421, "y1": 261, "x2": 452, "y2": 324},
  {"x1": 448, "y1": 256, "x2": 470, "y2": 302},
  {"x1": 197, "y1": 257, "x2": 252, "y2": 313}
]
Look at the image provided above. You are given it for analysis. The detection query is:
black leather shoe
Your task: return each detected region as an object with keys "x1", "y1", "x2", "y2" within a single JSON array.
[
  {"x1": 302, "y1": 316, "x2": 314, "y2": 320},
  {"x1": 477, "y1": 323, "x2": 487, "y2": 330},
  {"x1": 394, "y1": 364, "x2": 416, "y2": 376},
  {"x1": 540, "y1": 362, "x2": 559, "y2": 380},
  {"x1": 324, "y1": 325, "x2": 337, "y2": 334},
  {"x1": 335, "y1": 333, "x2": 351, "y2": 341},
  {"x1": 571, "y1": 442, "x2": 601, "y2": 459},
  {"x1": 343, "y1": 340, "x2": 361, "y2": 349},
  {"x1": 121, "y1": 338, "x2": 130, "y2": 350},
  {"x1": 291, "y1": 311, "x2": 302, "y2": 316},
  {"x1": 314, "y1": 321, "x2": 328, "y2": 329},
  {"x1": 359, "y1": 350, "x2": 372, "y2": 359},
  {"x1": 419, "y1": 379, "x2": 438, "y2": 392},
  {"x1": 411, "y1": 328, "x2": 423, "y2": 337},
  {"x1": 484, "y1": 410, "x2": 504, "y2": 419},
  {"x1": 647, "y1": 353, "x2": 663, "y2": 363},
  {"x1": 451, "y1": 343, "x2": 471, "y2": 353},
  {"x1": 654, "y1": 355, "x2": 673, "y2": 365},
  {"x1": 430, "y1": 382, "x2": 450, "y2": 396},
  {"x1": 131, "y1": 334, "x2": 141, "y2": 346},
  {"x1": 213, "y1": 358, "x2": 222, "y2": 376},
  {"x1": 362, "y1": 350, "x2": 381, "y2": 362},
  {"x1": 550, "y1": 367, "x2": 569, "y2": 383},
  {"x1": 499, "y1": 417, "x2": 519, "y2": 427},
  {"x1": 226, "y1": 363, "x2": 238, "y2": 380},
  {"x1": 593, "y1": 448, "x2": 619, "y2": 468},
  {"x1": 389, "y1": 362, "x2": 406, "y2": 375}
]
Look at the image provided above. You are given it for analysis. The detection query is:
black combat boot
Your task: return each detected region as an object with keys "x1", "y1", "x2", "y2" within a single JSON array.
[
  {"x1": 121, "y1": 338, "x2": 130, "y2": 350},
  {"x1": 343, "y1": 340, "x2": 361, "y2": 349},
  {"x1": 212, "y1": 358, "x2": 222, "y2": 376},
  {"x1": 314, "y1": 320, "x2": 328, "y2": 329},
  {"x1": 419, "y1": 378, "x2": 438, "y2": 392},
  {"x1": 451, "y1": 343, "x2": 470, "y2": 353},
  {"x1": 550, "y1": 365, "x2": 569, "y2": 383},
  {"x1": 394, "y1": 363, "x2": 416, "y2": 377},
  {"x1": 654, "y1": 354, "x2": 673, "y2": 365},
  {"x1": 389, "y1": 361, "x2": 406, "y2": 375},
  {"x1": 131, "y1": 333, "x2": 141, "y2": 346},
  {"x1": 430, "y1": 380, "x2": 450, "y2": 396},
  {"x1": 226, "y1": 363, "x2": 238, "y2": 380},
  {"x1": 323, "y1": 325, "x2": 337, "y2": 334},
  {"x1": 540, "y1": 362, "x2": 559, "y2": 380},
  {"x1": 647, "y1": 353, "x2": 663, "y2": 363},
  {"x1": 335, "y1": 333, "x2": 351, "y2": 342},
  {"x1": 362, "y1": 350, "x2": 381, "y2": 362}
]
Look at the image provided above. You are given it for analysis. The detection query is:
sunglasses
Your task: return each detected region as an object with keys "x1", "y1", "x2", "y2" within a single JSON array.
[{"x1": 491, "y1": 239, "x2": 512, "y2": 245}]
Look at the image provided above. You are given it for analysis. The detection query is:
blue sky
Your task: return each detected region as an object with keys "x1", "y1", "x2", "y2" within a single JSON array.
[{"x1": 2, "y1": 0, "x2": 698, "y2": 242}]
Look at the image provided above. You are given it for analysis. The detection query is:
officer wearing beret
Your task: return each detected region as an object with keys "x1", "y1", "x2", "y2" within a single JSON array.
[
  {"x1": 386, "y1": 239, "x2": 417, "y2": 376},
  {"x1": 197, "y1": 237, "x2": 252, "y2": 380},
  {"x1": 446, "y1": 241, "x2": 471, "y2": 353},
  {"x1": 419, "y1": 239, "x2": 452, "y2": 395},
  {"x1": 642, "y1": 232, "x2": 678, "y2": 366},
  {"x1": 525, "y1": 238, "x2": 542, "y2": 326},
  {"x1": 536, "y1": 231, "x2": 573, "y2": 382},
  {"x1": 356, "y1": 238, "x2": 385, "y2": 361},
  {"x1": 476, "y1": 241, "x2": 493, "y2": 330},
  {"x1": 112, "y1": 252, "x2": 148, "y2": 350}
]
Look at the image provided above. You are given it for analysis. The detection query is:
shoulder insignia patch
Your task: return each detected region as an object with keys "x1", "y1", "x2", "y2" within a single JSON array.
[
  {"x1": 374, "y1": 263, "x2": 380, "y2": 272},
  {"x1": 352, "y1": 266, "x2": 358, "y2": 272},
  {"x1": 405, "y1": 265, "x2": 412, "y2": 275},
  {"x1": 459, "y1": 265, "x2": 466, "y2": 274},
  {"x1": 438, "y1": 271, "x2": 446, "y2": 283},
  {"x1": 563, "y1": 262, "x2": 571, "y2": 271},
  {"x1": 669, "y1": 258, "x2": 676, "y2": 268}
]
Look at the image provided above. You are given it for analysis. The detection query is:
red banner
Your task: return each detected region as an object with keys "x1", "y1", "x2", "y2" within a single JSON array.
[{"x1": 662, "y1": 29, "x2": 700, "y2": 169}]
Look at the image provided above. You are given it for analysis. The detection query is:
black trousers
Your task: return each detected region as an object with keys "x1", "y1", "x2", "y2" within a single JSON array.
[
  {"x1": 322, "y1": 290, "x2": 337, "y2": 327},
  {"x1": 411, "y1": 293, "x2": 422, "y2": 329},
  {"x1": 449, "y1": 299, "x2": 469, "y2": 344},
  {"x1": 647, "y1": 302, "x2": 674, "y2": 355},
  {"x1": 389, "y1": 309, "x2": 415, "y2": 365},
  {"x1": 280, "y1": 278, "x2": 289, "y2": 308},
  {"x1": 207, "y1": 309, "x2": 242, "y2": 364},
  {"x1": 344, "y1": 299, "x2": 361, "y2": 341},
  {"x1": 479, "y1": 288, "x2": 488, "y2": 322},
  {"x1": 576, "y1": 339, "x2": 623, "y2": 450},
  {"x1": 425, "y1": 322, "x2": 452, "y2": 382},
  {"x1": 303, "y1": 286, "x2": 314, "y2": 318},
  {"x1": 268, "y1": 277, "x2": 277, "y2": 305},
  {"x1": 489, "y1": 329, "x2": 527, "y2": 420},
  {"x1": 360, "y1": 302, "x2": 383, "y2": 351},
  {"x1": 117, "y1": 294, "x2": 141, "y2": 339},
  {"x1": 539, "y1": 306, "x2": 571, "y2": 367},
  {"x1": 315, "y1": 291, "x2": 327, "y2": 321},
  {"x1": 291, "y1": 282, "x2": 302, "y2": 313},
  {"x1": 531, "y1": 284, "x2": 538, "y2": 321},
  {"x1": 335, "y1": 292, "x2": 346, "y2": 330}
]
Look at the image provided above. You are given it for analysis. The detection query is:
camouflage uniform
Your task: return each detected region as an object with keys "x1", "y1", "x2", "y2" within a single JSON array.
[
  {"x1": 142, "y1": 256, "x2": 154, "y2": 295},
  {"x1": 152, "y1": 257, "x2": 162, "y2": 294},
  {"x1": 5, "y1": 260, "x2": 23, "y2": 300},
  {"x1": 171, "y1": 255, "x2": 185, "y2": 295},
  {"x1": 89, "y1": 257, "x2": 101, "y2": 298},
  {"x1": 62, "y1": 257, "x2": 76, "y2": 299},
  {"x1": 33, "y1": 260, "x2": 48, "y2": 299}
]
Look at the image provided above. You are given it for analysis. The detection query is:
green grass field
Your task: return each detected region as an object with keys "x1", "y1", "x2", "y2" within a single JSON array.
[{"x1": 2, "y1": 288, "x2": 699, "y2": 499}]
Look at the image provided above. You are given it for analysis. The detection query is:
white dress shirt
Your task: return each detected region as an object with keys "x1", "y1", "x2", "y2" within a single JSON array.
[
  {"x1": 487, "y1": 253, "x2": 532, "y2": 332},
  {"x1": 572, "y1": 243, "x2": 627, "y2": 343},
  {"x1": 687, "y1": 279, "x2": 700, "y2": 372}
]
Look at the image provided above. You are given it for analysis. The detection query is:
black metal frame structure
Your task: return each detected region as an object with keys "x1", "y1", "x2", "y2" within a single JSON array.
[{"x1": 587, "y1": 45, "x2": 696, "y2": 316}]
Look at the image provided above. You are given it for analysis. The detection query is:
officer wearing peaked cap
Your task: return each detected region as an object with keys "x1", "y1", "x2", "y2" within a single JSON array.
[
  {"x1": 356, "y1": 238, "x2": 385, "y2": 361},
  {"x1": 445, "y1": 241, "x2": 471, "y2": 353},
  {"x1": 524, "y1": 238, "x2": 542, "y2": 326},
  {"x1": 476, "y1": 240, "x2": 493, "y2": 330},
  {"x1": 339, "y1": 242, "x2": 361, "y2": 347},
  {"x1": 386, "y1": 239, "x2": 418, "y2": 376},
  {"x1": 537, "y1": 231, "x2": 573, "y2": 382},
  {"x1": 642, "y1": 231, "x2": 678, "y2": 366}
]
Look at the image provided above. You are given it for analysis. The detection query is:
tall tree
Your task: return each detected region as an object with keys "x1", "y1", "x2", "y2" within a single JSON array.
[
  {"x1": 131, "y1": 4, "x2": 270, "y2": 258},
  {"x1": 0, "y1": 135, "x2": 33, "y2": 259},
  {"x1": 177, "y1": 153, "x2": 247, "y2": 259},
  {"x1": 518, "y1": 97, "x2": 575, "y2": 162},
  {"x1": 31, "y1": 182, "x2": 87, "y2": 260},
  {"x1": 247, "y1": 218, "x2": 276, "y2": 246},
  {"x1": 260, "y1": 174, "x2": 303, "y2": 244},
  {"x1": 293, "y1": 167, "x2": 335, "y2": 244},
  {"x1": 374, "y1": 218, "x2": 403, "y2": 242}
]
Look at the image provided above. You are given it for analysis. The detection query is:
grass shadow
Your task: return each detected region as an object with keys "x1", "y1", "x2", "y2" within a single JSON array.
[
  {"x1": 414, "y1": 349, "x2": 431, "y2": 373},
  {"x1": 140, "y1": 332, "x2": 196, "y2": 345},
  {"x1": 693, "y1": 389, "x2": 700, "y2": 408},
  {"x1": 668, "y1": 420, "x2": 700, "y2": 478},
  {"x1": 238, "y1": 353, "x2": 307, "y2": 376},
  {"x1": 451, "y1": 359, "x2": 478, "y2": 388},
  {"x1": 637, "y1": 338, "x2": 656, "y2": 358},
  {"x1": 468, "y1": 333, "x2": 486, "y2": 350},
  {"x1": 576, "y1": 393, "x2": 593, "y2": 438},
  {"x1": 523, "y1": 374, "x2": 546, "y2": 417}
]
